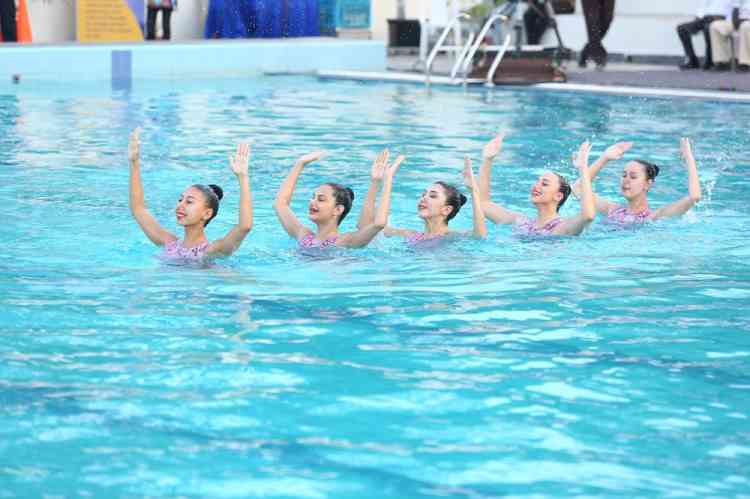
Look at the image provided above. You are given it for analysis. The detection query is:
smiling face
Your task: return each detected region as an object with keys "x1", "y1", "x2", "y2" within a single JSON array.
[
  {"x1": 175, "y1": 187, "x2": 213, "y2": 227},
  {"x1": 308, "y1": 184, "x2": 344, "y2": 225},
  {"x1": 529, "y1": 171, "x2": 564, "y2": 208},
  {"x1": 417, "y1": 183, "x2": 453, "y2": 221},
  {"x1": 620, "y1": 161, "x2": 653, "y2": 201}
]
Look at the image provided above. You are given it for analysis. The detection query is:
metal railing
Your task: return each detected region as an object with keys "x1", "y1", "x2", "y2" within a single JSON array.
[{"x1": 424, "y1": 13, "x2": 470, "y2": 87}]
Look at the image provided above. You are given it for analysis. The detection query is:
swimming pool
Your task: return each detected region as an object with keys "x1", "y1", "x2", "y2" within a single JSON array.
[{"x1": 1, "y1": 76, "x2": 749, "y2": 497}]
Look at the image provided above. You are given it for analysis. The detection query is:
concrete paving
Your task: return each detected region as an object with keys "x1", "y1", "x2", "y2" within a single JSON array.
[{"x1": 387, "y1": 53, "x2": 750, "y2": 93}]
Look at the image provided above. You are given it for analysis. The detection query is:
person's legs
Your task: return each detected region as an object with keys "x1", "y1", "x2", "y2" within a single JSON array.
[
  {"x1": 700, "y1": 15, "x2": 725, "y2": 68},
  {"x1": 581, "y1": 0, "x2": 603, "y2": 67},
  {"x1": 524, "y1": 5, "x2": 548, "y2": 45},
  {"x1": 162, "y1": 8, "x2": 172, "y2": 40},
  {"x1": 0, "y1": 0, "x2": 17, "y2": 42},
  {"x1": 677, "y1": 18, "x2": 703, "y2": 68},
  {"x1": 709, "y1": 20, "x2": 733, "y2": 67},
  {"x1": 738, "y1": 21, "x2": 750, "y2": 69},
  {"x1": 593, "y1": 0, "x2": 615, "y2": 66},
  {"x1": 146, "y1": 7, "x2": 157, "y2": 40}
]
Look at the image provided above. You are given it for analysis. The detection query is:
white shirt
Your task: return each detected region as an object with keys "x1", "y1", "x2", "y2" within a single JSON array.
[
  {"x1": 698, "y1": 0, "x2": 733, "y2": 18},
  {"x1": 734, "y1": 0, "x2": 750, "y2": 19}
]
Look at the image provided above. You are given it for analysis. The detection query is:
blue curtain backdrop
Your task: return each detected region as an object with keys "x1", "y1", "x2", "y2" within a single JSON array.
[{"x1": 205, "y1": 0, "x2": 321, "y2": 38}]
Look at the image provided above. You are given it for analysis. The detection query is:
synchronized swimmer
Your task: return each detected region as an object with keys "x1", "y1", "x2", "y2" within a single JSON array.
[{"x1": 126, "y1": 128, "x2": 702, "y2": 261}]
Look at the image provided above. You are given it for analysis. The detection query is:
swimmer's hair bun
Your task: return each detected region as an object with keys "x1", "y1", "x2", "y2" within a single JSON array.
[
  {"x1": 636, "y1": 159, "x2": 660, "y2": 181},
  {"x1": 209, "y1": 184, "x2": 224, "y2": 201},
  {"x1": 346, "y1": 187, "x2": 355, "y2": 202},
  {"x1": 458, "y1": 193, "x2": 467, "y2": 207}
]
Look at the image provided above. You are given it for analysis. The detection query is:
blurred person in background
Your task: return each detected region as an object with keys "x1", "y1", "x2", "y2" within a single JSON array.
[
  {"x1": 677, "y1": 0, "x2": 732, "y2": 69},
  {"x1": 709, "y1": 0, "x2": 750, "y2": 71},
  {"x1": 579, "y1": 0, "x2": 615, "y2": 69},
  {"x1": 0, "y1": 0, "x2": 17, "y2": 42}
]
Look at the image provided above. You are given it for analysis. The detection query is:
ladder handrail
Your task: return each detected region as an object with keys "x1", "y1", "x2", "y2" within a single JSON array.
[
  {"x1": 484, "y1": 33, "x2": 513, "y2": 87},
  {"x1": 425, "y1": 13, "x2": 470, "y2": 86},
  {"x1": 450, "y1": 32, "x2": 476, "y2": 81},
  {"x1": 460, "y1": 13, "x2": 509, "y2": 77}
]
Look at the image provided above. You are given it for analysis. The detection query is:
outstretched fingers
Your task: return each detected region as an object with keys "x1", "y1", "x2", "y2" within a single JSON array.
[
  {"x1": 387, "y1": 154, "x2": 405, "y2": 177},
  {"x1": 298, "y1": 150, "x2": 326, "y2": 165},
  {"x1": 128, "y1": 127, "x2": 142, "y2": 162},
  {"x1": 574, "y1": 141, "x2": 592, "y2": 171},
  {"x1": 680, "y1": 137, "x2": 694, "y2": 163}
]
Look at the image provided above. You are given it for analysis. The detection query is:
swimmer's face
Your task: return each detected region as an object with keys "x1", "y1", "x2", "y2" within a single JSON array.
[
  {"x1": 175, "y1": 187, "x2": 213, "y2": 227},
  {"x1": 530, "y1": 172, "x2": 563, "y2": 207},
  {"x1": 308, "y1": 184, "x2": 343, "y2": 224},
  {"x1": 417, "y1": 183, "x2": 453, "y2": 221},
  {"x1": 621, "y1": 161, "x2": 652, "y2": 200}
]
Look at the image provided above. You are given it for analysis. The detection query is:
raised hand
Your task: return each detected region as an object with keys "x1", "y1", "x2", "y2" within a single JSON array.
[
  {"x1": 128, "y1": 127, "x2": 141, "y2": 163},
  {"x1": 387, "y1": 154, "x2": 405, "y2": 179},
  {"x1": 573, "y1": 141, "x2": 592, "y2": 172},
  {"x1": 463, "y1": 156, "x2": 477, "y2": 189},
  {"x1": 680, "y1": 137, "x2": 695, "y2": 165},
  {"x1": 371, "y1": 149, "x2": 389, "y2": 182},
  {"x1": 297, "y1": 150, "x2": 326, "y2": 166},
  {"x1": 229, "y1": 142, "x2": 251, "y2": 177},
  {"x1": 603, "y1": 141, "x2": 633, "y2": 161},
  {"x1": 482, "y1": 133, "x2": 505, "y2": 161}
]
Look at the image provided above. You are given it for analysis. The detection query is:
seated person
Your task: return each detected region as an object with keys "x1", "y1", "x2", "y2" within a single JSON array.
[
  {"x1": 677, "y1": 0, "x2": 733, "y2": 69},
  {"x1": 709, "y1": 0, "x2": 750, "y2": 71},
  {"x1": 524, "y1": 0, "x2": 551, "y2": 45}
]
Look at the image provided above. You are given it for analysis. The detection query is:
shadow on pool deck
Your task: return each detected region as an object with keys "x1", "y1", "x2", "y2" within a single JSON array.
[{"x1": 388, "y1": 54, "x2": 750, "y2": 93}]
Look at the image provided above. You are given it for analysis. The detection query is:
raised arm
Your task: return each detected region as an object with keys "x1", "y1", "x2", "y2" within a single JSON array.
[
  {"x1": 557, "y1": 141, "x2": 596, "y2": 236},
  {"x1": 463, "y1": 157, "x2": 487, "y2": 239},
  {"x1": 206, "y1": 142, "x2": 253, "y2": 257},
  {"x1": 273, "y1": 151, "x2": 323, "y2": 240},
  {"x1": 477, "y1": 133, "x2": 523, "y2": 225},
  {"x1": 128, "y1": 127, "x2": 176, "y2": 246},
  {"x1": 572, "y1": 141, "x2": 633, "y2": 215},
  {"x1": 356, "y1": 149, "x2": 387, "y2": 229},
  {"x1": 652, "y1": 138, "x2": 702, "y2": 220},
  {"x1": 343, "y1": 155, "x2": 404, "y2": 247}
]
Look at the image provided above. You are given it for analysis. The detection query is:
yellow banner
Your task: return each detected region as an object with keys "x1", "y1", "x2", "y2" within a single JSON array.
[{"x1": 77, "y1": 0, "x2": 144, "y2": 42}]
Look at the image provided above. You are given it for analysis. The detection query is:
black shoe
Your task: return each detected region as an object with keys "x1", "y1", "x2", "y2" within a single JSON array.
[
  {"x1": 679, "y1": 58, "x2": 700, "y2": 70},
  {"x1": 713, "y1": 62, "x2": 731, "y2": 71},
  {"x1": 702, "y1": 61, "x2": 715, "y2": 70},
  {"x1": 578, "y1": 52, "x2": 588, "y2": 68},
  {"x1": 738, "y1": 64, "x2": 750, "y2": 73}
]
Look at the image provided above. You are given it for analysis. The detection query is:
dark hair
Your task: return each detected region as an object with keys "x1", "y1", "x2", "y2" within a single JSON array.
[
  {"x1": 325, "y1": 183, "x2": 355, "y2": 225},
  {"x1": 435, "y1": 181, "x2": 468, "y2": 222},
  {"x1": 554, "y1": 173, "x2": 571, "y2": 212},
  {"x1": 635, "y1": 159, "x2": 660, "y2": 181},
  {"x1": 192, "y1": 184, "x2": 223, "y2": 226}
]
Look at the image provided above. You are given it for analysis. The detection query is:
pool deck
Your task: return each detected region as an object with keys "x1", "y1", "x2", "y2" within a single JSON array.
[{"x1": 378, "y1": 53, "x2": 750, "y2": 101}]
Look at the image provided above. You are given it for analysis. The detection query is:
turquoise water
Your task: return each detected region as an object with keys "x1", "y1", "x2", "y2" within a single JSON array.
[{"x1": 1, "y1": 77, "x2": 749, "y2": 497}]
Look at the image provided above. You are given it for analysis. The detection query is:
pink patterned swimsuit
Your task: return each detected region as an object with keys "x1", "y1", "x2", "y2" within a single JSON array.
[
  {"x1": 515, "y1": 217, "x2": 563, "y2": 237},
  {"x1": 161, "y1": 239, "x2": 209, "y2": 262},
  {"x1": 299, "y1": 233, "x2": 338, "y2": 249},
  {"x1": 406, "y1": 232, "x2": 445, "y2": 248},
  {"x1": 607, "y1": 206, "x2": 653, "y2": 225}
]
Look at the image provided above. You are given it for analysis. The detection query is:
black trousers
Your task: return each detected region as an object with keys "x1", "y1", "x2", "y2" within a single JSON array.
[
  {"x1": 580, "y1": 0, "x2": 615, "y2": 65},
  {"x1": 524, "y1": 1, "x2": 550, "y2": 45},
  {"x1": 0, "y1": 0, "x2": 17, "y2": 42},
  {"x1": 677, "y1": 15, "x2": 724, "y2": 64},
  {"x1": 146, "y1": 7, "x2": 172, "y2": 40}
]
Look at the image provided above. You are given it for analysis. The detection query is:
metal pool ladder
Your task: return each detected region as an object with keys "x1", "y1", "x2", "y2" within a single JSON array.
[{"x1": 424, "y1": 12, "x2": 513, "y2": 88}]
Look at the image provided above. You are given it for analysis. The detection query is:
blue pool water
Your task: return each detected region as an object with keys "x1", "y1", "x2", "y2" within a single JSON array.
[{"x1": 1, "y1": 76, "x2": 749, "y2": 497}]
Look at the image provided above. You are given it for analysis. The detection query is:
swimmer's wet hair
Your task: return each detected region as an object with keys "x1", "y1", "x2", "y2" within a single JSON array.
[
  {"x1": 193, "y1": 184, "x2": 223, "y2": 226},
  {"x1": 635, "y1": 159, "x2": 660, "y2": 181},
  {"x1": 554, "y1": 174, "x2": 571, "y2": 212},
  {"x1": 326, "y1": 183, "x2": 355, "y2": 225},
  {"x1": 435, "y1": 181, "x2": 468, "y2": 222}
]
